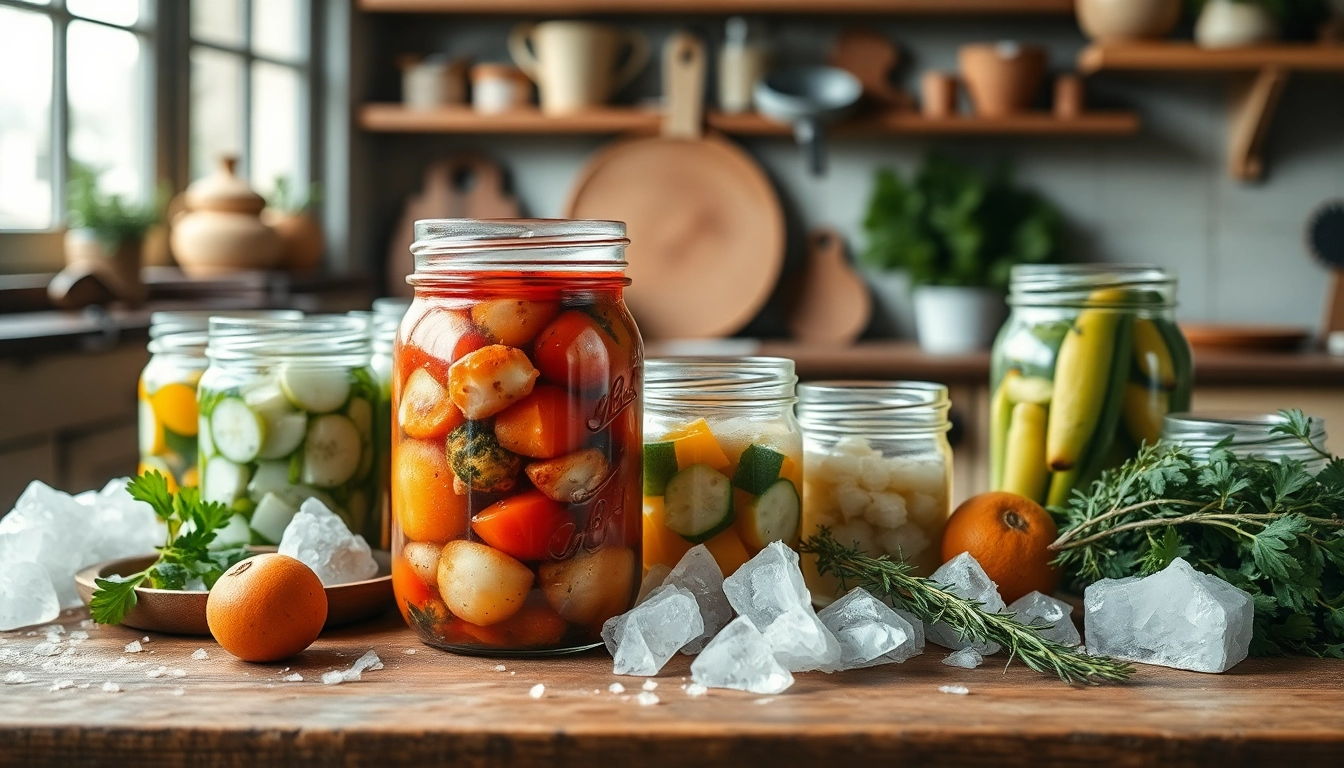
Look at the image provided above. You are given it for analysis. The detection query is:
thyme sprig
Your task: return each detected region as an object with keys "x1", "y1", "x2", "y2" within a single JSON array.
[
  {"x1": 800, "y1": 530, "x2": 1134, "y2": 685},
  {"x1": 1050, "y1": 409, "x2": 1344, "y2": 657}
]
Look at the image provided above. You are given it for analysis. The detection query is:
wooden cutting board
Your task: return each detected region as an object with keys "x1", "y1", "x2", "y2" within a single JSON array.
[
  {"x1": 565, "y1": 33, "x2": 785, "y2": 340},
  {"x1": 385, "y1": 155, "x2": 519, "y2": 297},
  {"x1": 783, "y1": 228, "x2": 871, "y2": 344}
]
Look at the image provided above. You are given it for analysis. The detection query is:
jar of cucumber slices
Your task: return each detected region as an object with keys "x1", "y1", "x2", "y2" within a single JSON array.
[
  {"x1": 139, "y1": 310, "x2": 301, "y2": 491},
  {"x1": 198, "y1": 315, "x2": 382, "y2": 549},
  {"x1": 370, "y1": 298, "x2": 411, "y2": 550},
  {"x1": 642, "y1": 358, "x2": 802, "y2": 579},
  {"x1": 990, "y1": 265, "x2": 1192, "y2": 507}
]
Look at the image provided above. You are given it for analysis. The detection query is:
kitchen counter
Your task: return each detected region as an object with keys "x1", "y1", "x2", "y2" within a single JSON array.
[{"x1": 1, "y1": 609, "x2": 1342, "y2": 767}]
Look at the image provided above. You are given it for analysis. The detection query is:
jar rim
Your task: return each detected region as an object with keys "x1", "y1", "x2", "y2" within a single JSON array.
[
  {"x1": 645, "y1": 357, "x2": 797, "y2": 405},
  {"x1": 207, "y1": 315, "x2": 371, "y2": 363},
  {"x1": 796, "y1": 380, "x2": 951, "y2": 435},
  {"x1": 1008, "y1": 264, "x2": 1175, "y2": 309},
  {"x1": 149, "y1": 309, "x2": 303, "y2": 354},
  {"x1": 409, "y1": 218, "x2": 629, "y2": 277},
  {"x1": 1162, "y1": 411, "x2": 1328, "y2": 445}
]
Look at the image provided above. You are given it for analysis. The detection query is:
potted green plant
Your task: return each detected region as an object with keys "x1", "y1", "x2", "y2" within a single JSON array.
[
  {"x1": 1191, "y1": 0, "x2": 1329, "y2": 46},
  {"x1": 860, "y1": 153, "x2": 1062, "y2": 354},
  {"x1": 262, "y1": 176, "x2": 325, "y2": 272},
  {"x1": 61, "y1": 163, "x2": 165, "y2": 304}
]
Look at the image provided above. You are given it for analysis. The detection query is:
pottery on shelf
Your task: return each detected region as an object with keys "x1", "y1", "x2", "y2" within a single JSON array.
[
  {"x1": 170, "y1": 156, "x2": 282, "y2": 276},
  {"x1": 1195, "y1": 0, "x2": 1280, "y2": 48},
  {"x1": 958, "y1": 42, "x2": 1047, "y2": 118},
  {"x1": 262, "y1": 208, "x2": 325, "y2": 272},
  {"x1": 1076, "y1": 0, "x2": 1181, "y2": 42}
]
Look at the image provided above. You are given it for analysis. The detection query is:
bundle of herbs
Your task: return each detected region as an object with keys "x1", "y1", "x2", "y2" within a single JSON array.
[{"x1": 1050, "y1": 410, "x2": 1344, "y2": 657}]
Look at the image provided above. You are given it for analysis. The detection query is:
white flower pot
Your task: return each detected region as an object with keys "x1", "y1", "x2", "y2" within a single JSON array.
[
  {"x1": 912, "y1": 286, "x2": 1006, "y2": 355},
  {"x1": 1195, "y1": 1, "x2": 1279, "y2": 48}
]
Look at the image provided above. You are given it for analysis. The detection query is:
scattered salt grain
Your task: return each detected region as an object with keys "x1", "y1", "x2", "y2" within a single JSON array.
[
  {"x1": 321, "y1": 671, "x2": 344, "y2": 684},
  {"x1": 641, "y1": 680, "x2": 658, "y2": 691},
  {"x1": 33, "y1": 642, "x2": 61, "y2": 656},
  {"x1": 509, "y1": 671, "x2": 515, "y2": 675},
  {"x1": 636, "y1": 691, "x2": 659, "y2": 706},
  {"x1": 685, "y1": 683, "x2": 707, "y2": 697},
  {"x1": 45, "y1": 631, "x2": 63, "y2": 643},
  {"x1": 41, "y1": 624, "x2": 65, "y2": 635},
  {"x1": 49, "y1": 679, "x2": 74, "y2": 691},
  {"x1": 403, "y1": 649, "x2": 417, "y2": 655},
  {"x1": 79, "y1": 619, "x2": 96, "y2": 630},
  {"x1": 78, "y1": 683, "x2": 90, "y2": 689},
  {"x1": 322, "y1": 650, "x2": 384, "y2": 684},
  {"x1": 283, "y1": 673, "x2": 303, "y2": 682},
  {"x1": 141, "y1": 636, "x2": 150, "y2": 643},
  {"x1": 4, "y1": 671, "x2": 27, "y2": 684},
  {"x1": 170, "y1": 669, "x2": 187, "y2": 678},
  {"x1": 170, "y1": 688, "x2": 184, "y2": 696},
  {"x1": 755, "y1": 698, "x2": 773, "y2": 705},
  {"x1": 494, "y1": 664, "x2": 506, "y2": 671},
  {"x1": 938, "y1": 685, "x2": 970, "y2": 696},
  {"x1": 124, "y1": 641, "x2": 142, "y2": 653},
  {"x1": 609, "y1": 682, "x2": 625, "y2": 694},
  {"x1": 146, "y1": 667, "x2": 167, "y2": 678},
  {"x1": 67, "y1": 631, "x2": 88, "y2": 644},
  {"x1": 101, "y1": 682, "x2": 121, "y2": 693},
  {"x1": 191, "y1": 648, "x2": 209, "y2": 660},
  {"x1": 942, "y1": 648, "x2": 984, "y2": 669},
  {"x1": 528, "y1": 684, "x2": 545, "y2": 699}
]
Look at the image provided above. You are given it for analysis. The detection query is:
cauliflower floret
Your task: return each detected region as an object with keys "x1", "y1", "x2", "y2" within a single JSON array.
[
  {"x1": 878, "y1": 523, "x2": 931, "y2": 561},
  {"x1": 525, "y1": 448, "x2": 609, "y2": 503},
  {"x1": 858, "y1": 455, "x2": 890, "y2": 491},
  {"x1": 883, "y1": 455, "x2": 946, "y2": 496},
  {"x1": 830, "y1": 519, "x2": 879, "y2": 557},
  {"x1": 906, "y1": 492, "x2": 945, "y2": 527},
  {"x1": 863, "y1": 490, "x2": 908, "y2": 530},
  {"x1": 833, "y1": 436, "x2": 876, "y2": 457},
  {"x1": 832, "y1": 483, "x2": 872, "y2": 521},
  {"x1": 820, "y1": 452, "x2": 864, "y2": 482}
]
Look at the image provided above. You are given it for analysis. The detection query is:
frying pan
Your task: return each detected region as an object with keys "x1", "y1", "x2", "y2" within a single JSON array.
[{"x1": 565, "y1": 32, "x2": 785, "y2": 340}]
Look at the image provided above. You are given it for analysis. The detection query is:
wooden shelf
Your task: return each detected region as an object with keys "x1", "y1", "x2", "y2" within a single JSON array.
[
  {"x1": 359, "y1": 104, "x2": 1140, "y2": 138},
  {"x1": 358, "y1": 0, "x2": 1074, "y2": 15},
  {"x1": 1078, "y1": 43, "x2": 1344, "y2": 75}
]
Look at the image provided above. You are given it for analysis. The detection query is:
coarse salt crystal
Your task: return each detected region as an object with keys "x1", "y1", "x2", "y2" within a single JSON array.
[
  {"x1": 124, "y1": 641, "x2": 142, "y2": 653},
  {"x1": 101, "y1": 682, "x2": 121, "y2": 693},
  {"x1": 636, "y1": 691, "x2": 659, "y2": 706},
  {"x1": 170, "y1": 688, "x2": 184, "y2": 696},
  {"x1": 641, "y1": 680, "x2": 658, "y2": 691},
  {"x1": 191, "y1": 648, "x2": 209, "y2": 660},
  {"x1": 608, "y1": 682, "x2": 625, "y2": 694},
  {"x1": 939, "y1": 685, "x2": 970, "y2": 696},
  {"x1": 321, "y1": 671, "x2": 344, "y2": 685},
  {"x1": 4, "y1": 671, "x2": 27, "y2": 684},
  {"x1": 494, "y1": 664, "x2": 506, "y2": 671},
  {"x1": 141, "y1": 637, "x2": 150, "y2": 643},
  {"x1": 685, "y1": 683, "x2": 707, "y2": 697},
  {"x1": 403, "y1": 649, "x2": 417, "y2": 655},
  {"x1": 283, "y1": 673, "x2": 303, "y2": 682},
  {"x1": 49, "y1": 679, "x2": 74, "y2": 691},
  {"x1": 528, "y1": 684, "x2": 545, "y2": 699},
  {"x1": 170, "y1": 669, "x2": 186, "y2": 678},
  {"x1": 33, "y1": 642, "x2": 61, "y2": 656},
  {"x1": 146, "y1": 667, "x2": 166, "y2": 679}
]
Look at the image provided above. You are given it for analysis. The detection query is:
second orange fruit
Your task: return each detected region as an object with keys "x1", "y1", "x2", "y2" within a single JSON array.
[{"x1": 940, "y1": 491, "x2": 1059, "y2": 604}]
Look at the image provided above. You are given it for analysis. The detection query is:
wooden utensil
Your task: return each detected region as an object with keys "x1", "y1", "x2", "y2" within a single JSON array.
[
  {"x1": 1181, "y1": 323, "x2": 1311, "y2": 352},
  {"x1": 828, "y1": 28, "x2": 912, "y2": 110},
  {"x1": 385, "y1": 155, "x2": 519, "y2": 297},
  {"x1": 783, "y1": 228, "x2": 871, "y2": 345},
  {"x1": 1308, "y1": 199, "x2": 1344, "y2": 336},
  {"x1": 565, "y1": 32, "x2": 785, "y2": 340}
]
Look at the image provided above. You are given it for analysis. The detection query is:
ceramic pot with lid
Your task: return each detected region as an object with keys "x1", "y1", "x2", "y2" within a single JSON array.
[
  {"x1": 171, "y1": 157, "x2": 282, "y2": 276},
  {"x1": 1195, "y1": 0, "x2": 1280, "y2": 48},
  {"x1": 1076, "y1": 0, "x2": 1181, "y2": 41}
]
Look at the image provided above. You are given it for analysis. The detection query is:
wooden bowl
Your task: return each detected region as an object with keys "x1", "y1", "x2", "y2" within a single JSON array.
[
  {"x1": 1180, "y1": 323, "x2": 1311, "y2": 353},
  {"x1": 75, "y1": 548, "x2": 393, "y2": 636}
]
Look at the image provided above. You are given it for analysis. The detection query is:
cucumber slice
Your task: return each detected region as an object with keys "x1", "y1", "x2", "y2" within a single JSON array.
[
  {"x1": 198, "y1": 414, "x2": 214, "y2": 458},
  {"x1": 203, "y1": 456, "x2": 251, "y2": 506},
  {"x1": 257, "y1": 411, "x2": 308, "y2": 460},
  {"x1": 246, "y1": 460, "x2": 291, "y2": 501},
  {"x1": 346, "y1": 397, "x2": 373, "y2": 441},
  {"x1": 732, "y1": 444, "x2": 786, "y2": 495},
  {"x1": 250, "y1": 492, "x2": 298, "y2": 544},
  {"x1": 210, "y1": 398, "x2": 266, "y2": 464},
  {"x1": 208, "y1": 514, "x2": 253, "y2": 550},
  {"x1": 663, "y1": 463, "x2": 735, "y2": 544},
  {"x1": 279, "y1": 364, "x2": 350, "y2": 414},
  {"x1": 643, "y1": 442, "x2": 678, "y2": 496},
  {"x1": 244, "y1": 383, "x2": 294, "y2": 421},
  {"x1": 737, "y1": 479, "x2": 801, "y2": 551},
  {"x1": 301, "y1": 414, "x2": 362, "y2": 488},
  {"x1": 139, "y1": 401, "x2": 164, "y2": 455}
]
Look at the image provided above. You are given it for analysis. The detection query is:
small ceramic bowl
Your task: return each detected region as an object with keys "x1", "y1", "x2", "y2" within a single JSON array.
[{"x1": 75, "y1": 548, "x2": 393, "y2": 636}]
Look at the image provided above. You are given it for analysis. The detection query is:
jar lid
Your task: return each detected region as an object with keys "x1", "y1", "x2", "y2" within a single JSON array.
[
  {"x1": 409, "y1": 218, "x2": 629, "y2": 278},
  {"x1": 149, "y1": 309, "x2": 303, "y2": 354},
  {"x1": 797, "y1": 380, "x2": 951, "y2": 435},
  {"x1": 207, "y1": 315, "x2": 370, "y2": 364},
  {"x1": 1008, "y1": 264, "x2": 1175, "y2": 309},
  {"x1": 645, "y1": 357, "x2": 796, "y2": 406},
  {"x1": 1161, "y1": 411, "x2": 1328, "y2": 465},
  {"x1": 184, "y1": 156, "x2": 267, "y2": 214}
]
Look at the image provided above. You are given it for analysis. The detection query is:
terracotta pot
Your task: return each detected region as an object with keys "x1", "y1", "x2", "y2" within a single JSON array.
[
  {"x1": 1195, "y1": 0, "x2": 1279, "y2": 48},
  {"x1": 171, "y1": 156, "x2": 282, "y2": 276},
  {"x1": 262, "y1": 208, "x2": 325, "y2": 272},
  {"x1": 959, "y1": 43, "x2": 1047, "y2": 117},
  {"x1": 1076, "y1": 0, "x2": 1181, "y2": 41},
  {"x1": 920, "y1": 71, "x2": 959, "y2": 118}
]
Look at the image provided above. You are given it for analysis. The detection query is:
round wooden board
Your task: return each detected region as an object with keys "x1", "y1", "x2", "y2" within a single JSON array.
[
  {"x1": 565, "y1": 134, "x2": 784, "y2": 340},
  {"x1": 1181, "y1": 323, "x2": 1312, "y2": 352}
]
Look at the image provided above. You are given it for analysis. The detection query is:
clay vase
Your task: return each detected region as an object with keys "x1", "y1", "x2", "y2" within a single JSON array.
[
  {"x1": 1076, "y1": 0, "x2": 1182, "y2": 41},
  {"x1": 262, "y1": 209, "x2": 325, "y2": 272},
  {"x1": 1195, "y1": 0, "x2": 1279, "y2": 48},
  {"x1": 959, "y1": 43, "x2": 1047, "y2": 117},
  {"x1": 170, "y1": 156, "x2": 282, "y2": 276}
]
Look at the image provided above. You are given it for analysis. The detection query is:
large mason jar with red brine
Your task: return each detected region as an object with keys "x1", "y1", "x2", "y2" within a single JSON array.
[{"x1": 391, "y1": 219, "x2": 643, "y2": 655}]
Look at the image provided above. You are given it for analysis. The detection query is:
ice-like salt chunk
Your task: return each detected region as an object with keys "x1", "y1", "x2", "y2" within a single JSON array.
[
  {"x1": 602, "y1": 584, "x2": 703, "y2": 676},
  {"x1": 664, "y1": 545, "x2": 733, "y2": 654},
  {"x1": 942, "y1": 648, "x2": 983, "y2": 669},
  {"x1": 101, "y1": 681, "x2": 121, "y2": 693},
  {"x1": 877, "y1": 523, "x2": 929, "y2": 561},
  {"x1": 124, "y1": 641, "x2": 143, "y2": 653},
  {"x1": 528, "y1": 683, "x2": 545, "y2": 699},
  {"x1": 893, "y1": 608, "x2": 925, "y2": 653},
  {"x1": 33, "y1": 642, "x2": 61, "y2": 657},
  {"x1": 608, "y1": 682, "x2": 625, "y2": 694},
  {"x1": 690, "y1": 616, "x2": 794, "y2": 695},
  {"x1": 83, "y1": 478, "x2": 163, "y2": 562},
  {"x1": 641, "y1": 680, "x2": 658, "y2": 691},
  {"x1": 636, "y1": 691, "x2": 659, "y2": 706},
  {"x1": 817, "y1": 587, "x2": 921, "y2": 672},
  {"x1": 939, "y1": 684, "x2": 970, "y2": 695},
  {"x1": 635, "y1": 564, "x2": 672, "y2": 605},
  {"x1": 926, "y1": 552, "x2": 1005, "y2": 654},
  {"x1": 0, "y1": 552, "x2": 61, "y2": 630},
  {"x1": 1009, "y1": 591, "x2": 1081, "y2": 647},
  {"x1": 722, "y1": 542, "x2": 839, "y2": 671},
  {"x1": 685, "y1": 682, "x2": 707, "y2": 697},
  {"x1": 1084, "y1": 557, "x2": 1253, "y2": 674},
  {"x1": 191, "y1": 648, "x2": 209, "y2": 660},
  {"x1": 278, "y1": 499, "x2": 379, "y2": 585},
  {"x1": 4, "y1": 671, "x2": 27, "y2": 684}
]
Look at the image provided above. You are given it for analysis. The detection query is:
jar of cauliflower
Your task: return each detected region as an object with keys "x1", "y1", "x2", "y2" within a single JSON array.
[{"x1": 795, "y1": 381, "x2": 952, "y2": 606}]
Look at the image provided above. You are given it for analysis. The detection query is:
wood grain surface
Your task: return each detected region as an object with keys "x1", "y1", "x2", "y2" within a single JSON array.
[{"x1": 2, "y1": 609, "x2": 1343, "y2": 767}]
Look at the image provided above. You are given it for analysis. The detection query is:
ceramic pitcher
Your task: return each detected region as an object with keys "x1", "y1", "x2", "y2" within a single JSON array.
[{"x1": 508, "y1": 21, "x2": 649, "y2": 113}]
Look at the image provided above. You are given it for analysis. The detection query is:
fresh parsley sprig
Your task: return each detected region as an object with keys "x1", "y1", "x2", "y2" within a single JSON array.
[
  {"x1": 800, "y1": 530, "x2": 1134, "y2": 685},
  {"x1": 90, "y1": 471, "x2": 250, "y2": 625},
  {"x1": 1050, "y1": 409, "x2": 1344, "y2": 658}
]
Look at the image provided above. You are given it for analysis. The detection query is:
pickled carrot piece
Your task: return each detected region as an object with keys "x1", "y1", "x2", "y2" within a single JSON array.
[
  {"x1": 399, "y1": 368, "x2": 465, "y2": 440},
  {"x1": 150, "y1": 383, "x2": 199, "y2": 436},
  {"x1": 393, "y1": 439, "x2": 469, "y2": 543},
  {"x1": 703, "y1": 528, "x2": 752, "y2": 577},
  {"x1": 392, "y1": 556, "x2": 436, "y2": 622},
  {"x1": 493, "y1": 385, "x2": 585, "y2": 459},
  {"x1": 668, "y1": 419, "x2": 731, "y2": 473},
  {"x1": 642, "y1": 496, "x2": 692, "y2": 570}
]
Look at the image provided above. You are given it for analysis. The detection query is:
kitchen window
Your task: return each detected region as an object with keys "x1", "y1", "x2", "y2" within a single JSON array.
[{"x1": 0, "y1": 0, "x2": 319, "y2": 274}]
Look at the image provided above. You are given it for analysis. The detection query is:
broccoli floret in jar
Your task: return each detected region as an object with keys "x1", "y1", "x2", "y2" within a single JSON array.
[{"x1": 447, "y1": 421, "x2": 522, "y2": 493}]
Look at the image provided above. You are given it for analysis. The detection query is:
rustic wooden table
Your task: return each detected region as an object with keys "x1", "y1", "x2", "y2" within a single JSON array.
[{"x1": 2, "y1": 608, "x2": 1342, "y2": 767}]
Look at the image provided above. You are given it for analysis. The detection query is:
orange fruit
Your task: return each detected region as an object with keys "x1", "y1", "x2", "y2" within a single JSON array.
[
  {"x1": 206, "y1": 554, "x2": 328, "y2": 662},
  {"x1": 940, "y1": 491, "x2": 1059, "y2": 604}
]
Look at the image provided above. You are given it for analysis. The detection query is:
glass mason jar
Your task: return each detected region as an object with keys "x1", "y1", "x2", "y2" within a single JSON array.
[
  {"x1": 198, "y1": 315, "x2": 382, "y2": 548},
  {"x1": 796, "y1": 381, "x2": 953, "y2": 605},
  {"x1": 642, "y1": 358, "x2": 802, "y2": 579},
  {"x1": 392, "y1": 219, "x2": 643, "y2": 655},
  {"x1": 370, "y1": 298, "x2": 411, "y2": 551},
  {"x1": 139, "y1": 310, "x2": 300, "y2": 490},
  {"x1": 1163, "y1": 412, "x2": 1330, "y2": 473},
  {"x1": 991, "y1": 265, "x2": 1192, "y2": 507}
]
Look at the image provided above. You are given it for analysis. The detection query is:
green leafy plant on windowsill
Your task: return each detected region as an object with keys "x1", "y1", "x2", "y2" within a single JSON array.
[
  {"x1": 267, "y1": 176, "x2": 322, "y2": 214},
  {"x1": 67, "y1": 162, "x2": 167, "y2": 252},
  {"x1": 859, "y1": 153, "x2": 1063, "y2": 291}
]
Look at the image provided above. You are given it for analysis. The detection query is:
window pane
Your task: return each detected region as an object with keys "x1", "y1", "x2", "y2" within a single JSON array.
[
  {"x1": 253, "y1": 0, "x2": 304, "y2": 61},
  {"x1": 190, "y1": 48, "x2": 243, "y2": 181},
  {"x1": 250, "y1": 62, "x2": 303, "y2": 198},
  {"x1": 68, "y1": 0, "x2": 139, "y2": 27},
  {"x1": 192, "y1": 0, "x2": 243, "y2": 47},
  {"x1": 68, "y1": 22, "x2": 146, "y2": 203},
  {"x1": 0, "y1": 8, "x2": 53, "y2": 229}
]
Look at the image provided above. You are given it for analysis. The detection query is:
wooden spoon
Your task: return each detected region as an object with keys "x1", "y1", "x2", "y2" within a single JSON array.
[{"x1": 784, "y1": 228, "x2": 871, "y2": 345}]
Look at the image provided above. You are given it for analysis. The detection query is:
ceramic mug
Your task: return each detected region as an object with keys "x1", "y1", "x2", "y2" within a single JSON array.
[{"x1": 508, "y1": 21, "x2": 650, "y2": 113}]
